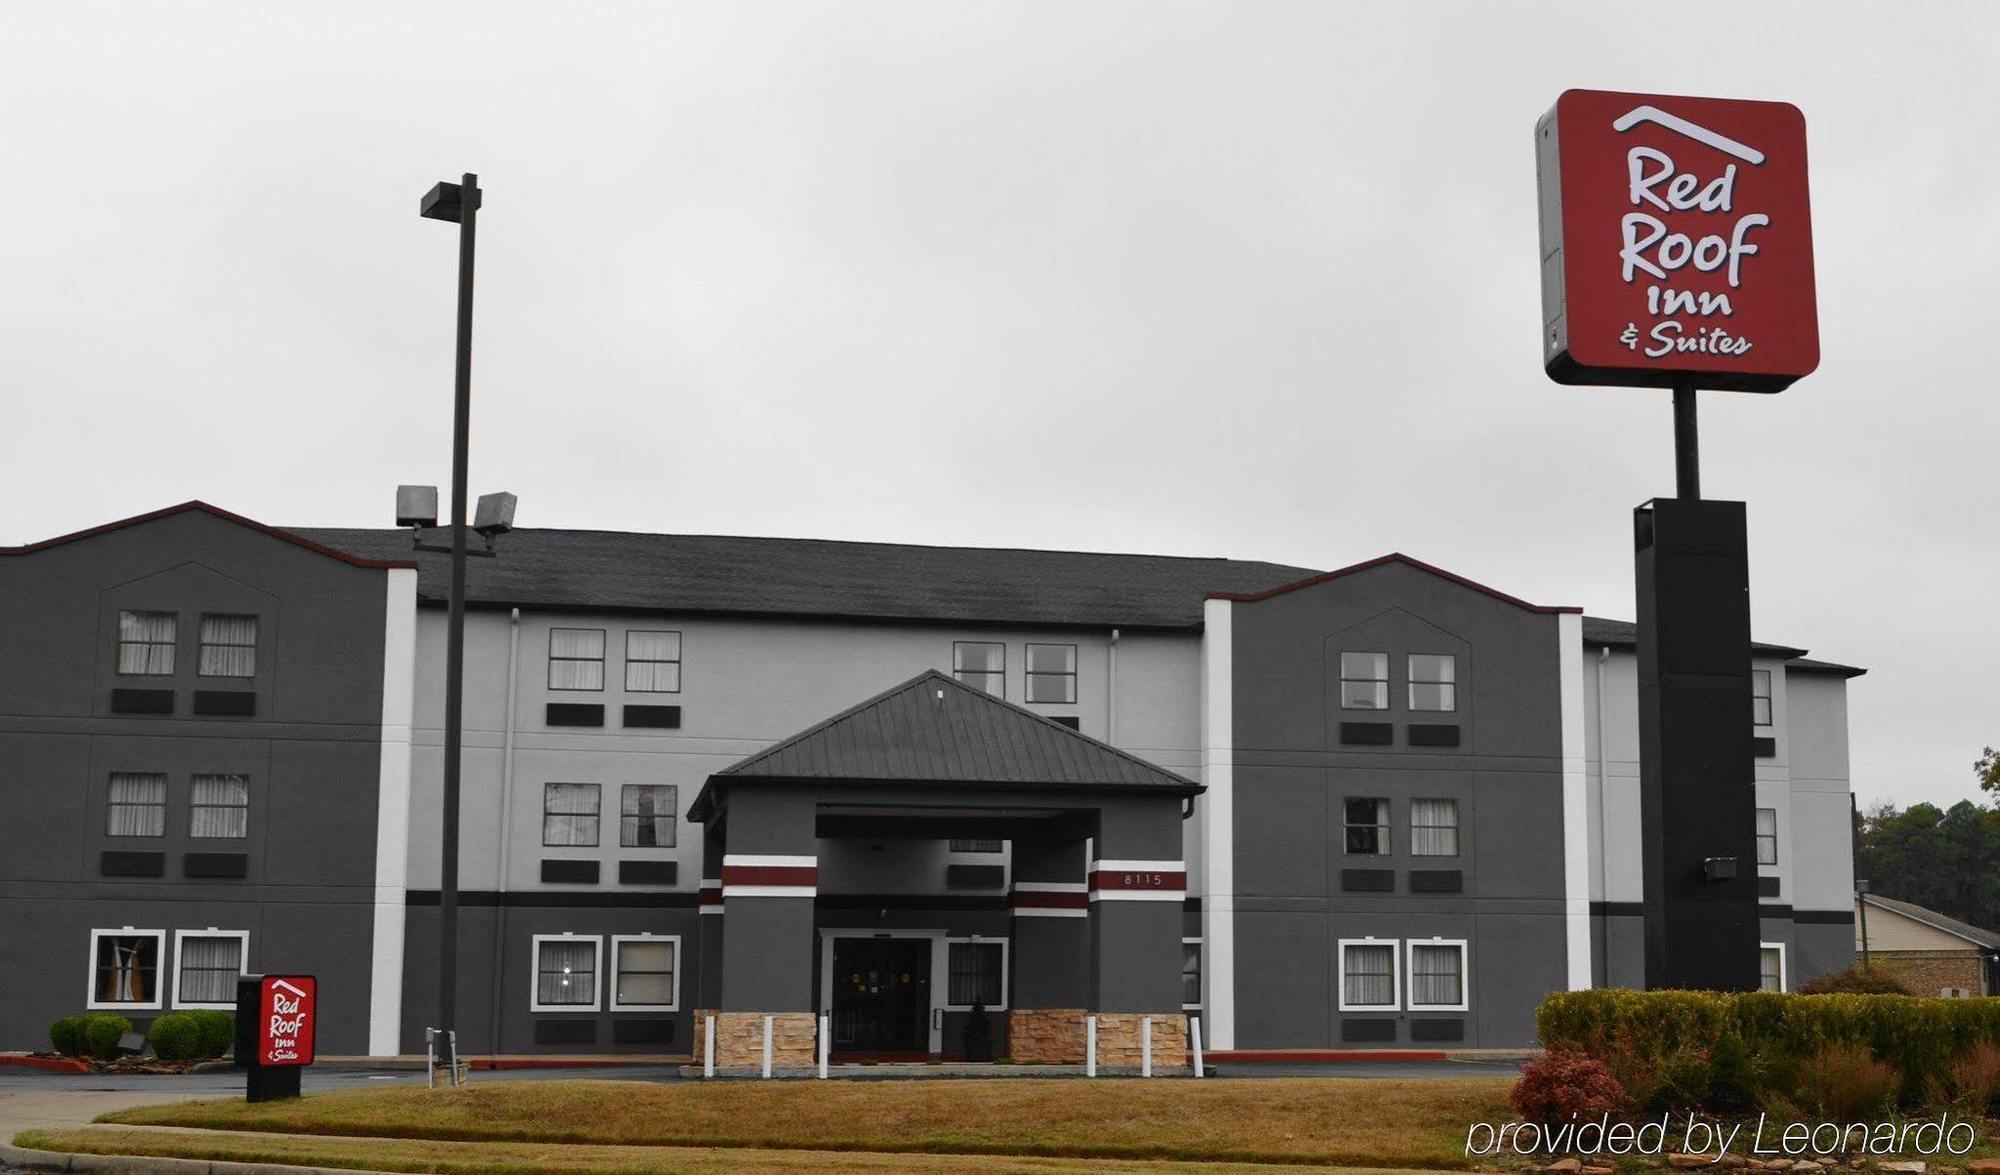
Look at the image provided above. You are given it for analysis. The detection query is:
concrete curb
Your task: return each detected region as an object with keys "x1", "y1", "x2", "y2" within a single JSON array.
[{"x1": 0, "y1": 1140, "x2": 390, "y2": 1174}]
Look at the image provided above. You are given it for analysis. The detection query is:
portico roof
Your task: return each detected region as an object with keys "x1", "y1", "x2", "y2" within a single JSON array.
[{"x1": 690, "y1": 670, "x2": 1201, "y2": 820}]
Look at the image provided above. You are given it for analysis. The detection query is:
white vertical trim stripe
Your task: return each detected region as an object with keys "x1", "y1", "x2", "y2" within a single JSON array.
[
  {"x1": 1198, "y1": 597, "x2": 1236, "y2": 1050},
  {"x1": 1557, "y1": 611, "x2": 1592, "y2": 991},
  {"x1": 368, "y1": 567, "x2": 417, "y2": 1056}
]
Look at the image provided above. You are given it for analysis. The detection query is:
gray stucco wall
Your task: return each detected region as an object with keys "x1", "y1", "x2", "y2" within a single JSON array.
[
  {"x1": 1225, "y1": 559, "x2": 1569, "y2": 1048},
  {"x1": 0, "y1": 509, "x2": 390, "y2": 1053}
]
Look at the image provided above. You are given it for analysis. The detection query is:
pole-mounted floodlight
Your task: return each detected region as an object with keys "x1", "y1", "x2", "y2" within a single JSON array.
[
  {"x1": 396, "y1": 485, "x2": 440, "y2": 530},
  {"x1": 473, "y1": 492, "x2": 517, "y2": 538}
]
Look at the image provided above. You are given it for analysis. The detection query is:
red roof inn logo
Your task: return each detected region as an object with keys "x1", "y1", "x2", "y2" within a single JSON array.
[
  {"x1": 1536, "y1": 89, "x2": 1819, "y2": 392},
  {"x1": 256, "y1": 976, "x2": 316, "y2": 1067}
]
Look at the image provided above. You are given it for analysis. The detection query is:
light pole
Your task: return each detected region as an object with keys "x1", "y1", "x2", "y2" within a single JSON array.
[{"x1": 417, "y1": 172, "x2": 481, "y2": 1075}]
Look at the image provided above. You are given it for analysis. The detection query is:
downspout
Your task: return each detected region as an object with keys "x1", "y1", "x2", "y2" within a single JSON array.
[
  {"x1": 1107, "y1": 628, "x2": 1120, "y2": 744},
  {"x1": 1595, "y1": 645, "x2": 1610, "y2": 984},
  {"x1": 486, "y1": 607, "x2": 522, "y2": 1055}
]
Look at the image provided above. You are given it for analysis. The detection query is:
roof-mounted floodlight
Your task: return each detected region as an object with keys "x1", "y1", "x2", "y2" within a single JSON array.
[
  {"x1": 473, "y1": 492, "x2": 517, "y2": 538},
  {"x1": 396, "y1": 485, "x2": 440, "y2": 529}
]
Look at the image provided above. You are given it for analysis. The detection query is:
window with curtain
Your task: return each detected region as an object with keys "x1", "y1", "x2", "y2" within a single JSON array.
[
  {"x1": 1342, "y1": 942, "x2": 1395, "y2": 1007},
  {"x1": 1752, "y1": 669, "x2": 1773, "y2": 727},
  {"x1": 1408, "y1": 654, "x2": 1457, "y2": 712},
  {"x1": 948, "y1": 941, "x2": 1004, "y2": 1007},
  {"x1": 177, "y1": 934, "x2": 245, "y2": 1005},
  {"x1": 1025, "y1": 644, "x2": 1077, "y2": 704},
  {"x1": 1182, "y1": 941, "x2": 1203, "y2": 1008},
  {"x1": 535, "y1": 938, "x2": 597, "y2": 1006},
  {"x1": 1344, "y1": 797, "x2": 1390, "y2": 855},
  {"x1": 625, "y1": 631, "x2": 682, "y2": 693},
  {"x1": 1410, "y1": 798, "x2": 1459, "y2": 856},
  {"x1": 619, "y1": 784, "x2": 676, "y2": 848},
  {"x1": 117, "y1": 611, "x2": 176, "y2": 675},
  {"x1": 197, "y1": 615, "x2": 257, "y2": 677},
  {"x1": 106, "y1": 773, "x2": 167, "y2": 837},
  {"x1": 548, "y1": 629, "x2": 606, "y2": 691},
  {"x1": 542, "y1": 783, "x2": 601, "y2": 846},
  {"x1": 1756, "y1": 807, "x2": 1778, "y2": 865},
  {"x1": 1409, "y1": 942, "x2": 1465, "y2": 1008},
  {"x1": 1340, "y1": 652, "x2": 1388, "y2": 709},
  {"x1": 949, "y1": 839, "x2": 1004, "y2": 853},
  {"x1": 613, "y1": 938, "x2": 676, "y2": 1008},
  {"x1": 190, "y1": 774, "x2": 249, "y2": 838},
  {"x1": 1759, "y1": 946, "x2": 1784, "y2": 992},
  {"x1": 953, "y1": 642, "x2": 1005, "y2": 697},
  {"x1": 93, "y1": 932, "x2": 161, "y2": 1005}
]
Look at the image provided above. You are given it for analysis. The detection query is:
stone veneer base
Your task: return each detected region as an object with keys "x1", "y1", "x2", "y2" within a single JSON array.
[
  {"x1": 691, "y1": 1009, "x2": 818, "y2": 1070},
  {"x1": 1006, "y1": 1008, "x2": 1189, "y2": 1070}
]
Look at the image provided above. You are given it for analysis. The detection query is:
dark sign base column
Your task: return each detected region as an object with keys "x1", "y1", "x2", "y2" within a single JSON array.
[
  {"x1": 1634, "y1": 498, "x2": 1761, "y2": 991},
  {"x1": 244, "y1": 1065, "x2": 301, "y2": 1103}
]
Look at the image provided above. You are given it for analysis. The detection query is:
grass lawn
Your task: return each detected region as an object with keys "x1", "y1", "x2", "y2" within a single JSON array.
[
  {"x1": 91, "y1": 1077, "x2": 1514, "y2": 1168},
  {"x1": 14, "y1": 1127, "x2": 1450, "y2": 1173}
]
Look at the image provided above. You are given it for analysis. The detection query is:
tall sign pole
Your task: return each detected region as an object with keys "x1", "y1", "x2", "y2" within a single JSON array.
[
  {"x1": 1537, "y1": 91, "x2": 1819, "y2": 990},
  {"x1": 419, "y1": 173, "x2": 483, "y2": 1057}
]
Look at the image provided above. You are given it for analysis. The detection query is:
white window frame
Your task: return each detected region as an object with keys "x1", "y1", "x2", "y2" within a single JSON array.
[
  {"x1": 86, "y1": 927, "x2": 167, "y2": 1012},
  {"x1": 1759, "y1": 941, "x2": 1788, "y2": 993},
  {"x1": 1182, "y1": 936, "x2": 1204, "y2": 1011},
  {"x1": 607, "y1": 933, "x2": 680, "y2": 1012},
  {"x1": 529, "y1": 933, "x2": 603, "y2": 1013},
  {"x1": 1752, "y1": 669, "x2": 1774, "y2": 728},
  {"x1": 1405, "y1": 937, "x2": 1470, "y2": 1012},
  {"x1": 1755, "y1": 807, "x2": 1779, "y2": 866},
  {"x1": 171, "y1": 928, "x2": 251, "y2": 1011},
  {"x1": 943, "y1": 936, "x2": 1010, "y2": 1011},
  {"x1": 1337, "y1": 936, "x2": 1401, "y2": 1012},
  {"x1": 1407, "y1": 652, "x2": 1458, "y2": 713}
]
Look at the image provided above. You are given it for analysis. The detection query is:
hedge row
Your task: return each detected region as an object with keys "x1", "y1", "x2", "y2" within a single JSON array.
[
  {"x1": 1538, "y1": 989, "x2": 2000, "y2": 1108},
  {"x1": 148, "y1": 1010, "x2": 235, "y2": 1061},
  {"x1": 48, "y1": 1013, "x2": 132, "y2": 1061},
  {"x1": 49, "y1": 1009, "x2": 234, "y2": 1062}
]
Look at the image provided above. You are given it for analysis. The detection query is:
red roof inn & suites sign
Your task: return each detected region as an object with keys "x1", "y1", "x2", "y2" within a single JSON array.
[
  {"x1": 255, "y1": 976, "x2": 316, "y2": 1066},
  {"x1": 1536, "y1": 89, "x2": 1818, "y2": 392}
]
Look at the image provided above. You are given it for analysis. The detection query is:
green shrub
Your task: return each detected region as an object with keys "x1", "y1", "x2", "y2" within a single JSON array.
[
  {"x1": 1796, "y1": 965, "x2": 1912, "y2": 995},
  {"x1": 191, "y1": 1009, "x2": 235, "y2": 1059},
  {"x1": 1537, "y1": 989, "x2": 2000, "y2": 1110},
  {"x1": 48, "y1": 1016, "x2": 84, "y2": 1057},
  {"x1": 148, "y1": 1012, "x2": 202, "y2": 1062},
  {"x1": 81, "y1": 1012, "x2": 132, "y2": 1061}
]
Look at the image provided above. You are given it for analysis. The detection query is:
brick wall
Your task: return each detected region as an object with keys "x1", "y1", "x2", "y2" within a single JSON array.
[
  {"x1": 1875, "y1": 951, "x2": 1987, "y2": 997},
  {"x1": 690, "y1": 1009, "x2": 818, "y2": 1068}
]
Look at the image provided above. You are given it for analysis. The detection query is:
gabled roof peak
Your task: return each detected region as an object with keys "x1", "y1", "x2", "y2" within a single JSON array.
[
  {"x1": 2, "y1": 500, "x2": 416, "y2": 571},
  {"x1": 1207, "y1": 552, "x2": 1581, "y2": 615}
]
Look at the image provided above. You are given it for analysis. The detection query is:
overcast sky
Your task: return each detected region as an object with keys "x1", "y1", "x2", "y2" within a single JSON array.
[{"x1": 3, "y1": 3, "x2": 1993, "y2": 810}]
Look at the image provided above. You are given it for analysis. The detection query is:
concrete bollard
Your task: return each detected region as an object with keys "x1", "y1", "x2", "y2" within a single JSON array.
[
  {"x1": 818, "y1": 1013, "x2": 830, "y2": 1079},
  {"x1": 1085, "y1": 1014, "x2": 1097, "y2": 1077},
  {"x1": 703, "y1": 1015, "x2": 715, "y2": 1078},
  {"x1": 761, "y1": 1014, "x2": 774, "y2": 1079},
  {"x1": 1191, "y1": 1015, "x2": 1205, "y2": 1078},
  {"x1": 1142, "y1": 1016, "x2": 1153, "y2": 1078}
]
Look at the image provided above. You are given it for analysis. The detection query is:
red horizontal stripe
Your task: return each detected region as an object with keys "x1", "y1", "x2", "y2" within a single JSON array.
[
  {"x1": 720, "y1": 864, "x2": 817, "y2": 887},
  {"x1": 1010, "y1": 890, "x2": 1089, "y2": 909},
  {"x1": 1205, "y1": 1049, "x2": 1449, "y2": 1063},
  {"x1": 698, "y1": 888, "x2": 723, "y2": 906},
  {"x1": 1088, "y1": 869, "x2": 1187, "y2": 892}
]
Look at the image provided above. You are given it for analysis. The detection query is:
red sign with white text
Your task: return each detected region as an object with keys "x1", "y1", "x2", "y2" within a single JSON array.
[
  {"x1": 1536, "y1": 89, "x2": 1818, "y2": 392},
  {"x1": 256, "y1": 975, "x2": 316, "y2": 1067}
]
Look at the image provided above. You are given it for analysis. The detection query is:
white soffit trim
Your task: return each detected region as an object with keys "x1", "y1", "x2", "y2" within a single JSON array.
[
  {"x1": 1558, "y1": 611, "x2": 1592, "y2": 991},
  {"x1": 368, "y1": 567, "x2": 417, "y2": 1057},
  {"x1": 1199, "y1": 596, "x2": 1236, "y2": 1050},
  {"x1": 722, "y1": 854, "x2": 818, "y2": 868}
]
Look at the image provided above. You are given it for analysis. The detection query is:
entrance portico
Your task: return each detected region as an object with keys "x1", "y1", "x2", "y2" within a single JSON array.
[{"x1": 686, "y1": 670, "x2": 1202, "y2": 1069}]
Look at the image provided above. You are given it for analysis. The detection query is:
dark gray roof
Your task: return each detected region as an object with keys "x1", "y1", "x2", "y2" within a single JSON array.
[
  {"x1": 295, "y1": 525, "x2": 1860, "y2": 673},
  {"x1": 293, "y1": 527, "x2": 1314, "y2": 631},
  {"x1": 692, "y1": 670, "x2": 1201, "y2": 818},
  {"x1": 1580, "y1": 616, "x2": 1864, "y2": 677},
  {"x1": 1864, "y1": 894, "x2": 2000, "y2": 950}
]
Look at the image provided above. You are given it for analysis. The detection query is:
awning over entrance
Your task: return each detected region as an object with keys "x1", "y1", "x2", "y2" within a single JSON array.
[{"x1": 687, "y1": 669, "x2": 1201, "y2": 822}]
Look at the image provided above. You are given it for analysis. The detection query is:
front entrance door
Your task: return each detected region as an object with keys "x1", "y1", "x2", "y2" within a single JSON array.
[{"x1": 829, "y1": 936, "x2": 932, "y2": 1058}]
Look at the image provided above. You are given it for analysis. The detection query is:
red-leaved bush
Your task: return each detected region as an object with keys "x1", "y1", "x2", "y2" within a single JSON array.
[{"x1": 1512, "y1": 1049, "x2": 1630, "y2": 1123}]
